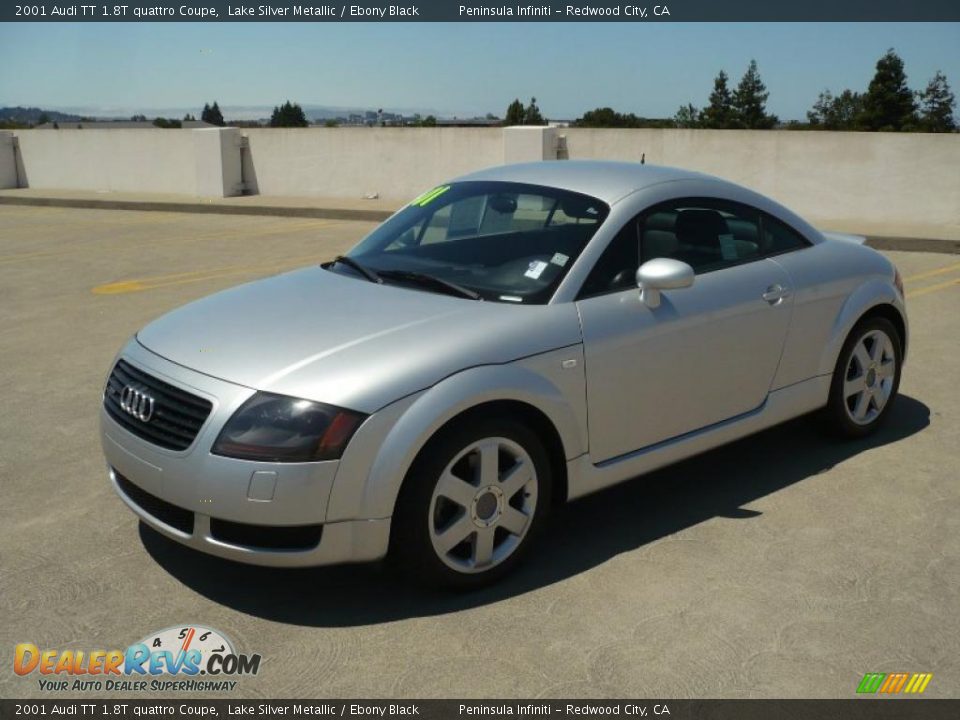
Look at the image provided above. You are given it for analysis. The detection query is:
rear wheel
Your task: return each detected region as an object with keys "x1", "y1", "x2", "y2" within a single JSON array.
[
  {"x1": 392, "y1": 417, "x2": 551, "y2": 589},
  {"x1": 825, "y1": 316, "x2": 902, "y2": 438}
]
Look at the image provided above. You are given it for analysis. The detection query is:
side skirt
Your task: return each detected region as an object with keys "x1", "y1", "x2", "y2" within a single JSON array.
[{"x1": 565, "y1": 374, "x2": 831, "y2": 501}]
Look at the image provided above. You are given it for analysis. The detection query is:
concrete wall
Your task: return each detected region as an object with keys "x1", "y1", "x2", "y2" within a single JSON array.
[
  {"x1": 15, "y1": 129, "x2": 199, "y2": 194},
  {"x1": 242, "y1": 127, "x2": 504, "y2": 200},
  {"x1": 561, "y1": 128, "x2": 960, "y2": 234},
  {"x1": 6, "y1": 126, "x2": 959, "y2": 235}
]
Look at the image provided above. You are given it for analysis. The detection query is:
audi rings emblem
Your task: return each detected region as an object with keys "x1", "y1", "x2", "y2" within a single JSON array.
[{"x1": 120, "y1": 385, "x2": 156, "y2": 422}]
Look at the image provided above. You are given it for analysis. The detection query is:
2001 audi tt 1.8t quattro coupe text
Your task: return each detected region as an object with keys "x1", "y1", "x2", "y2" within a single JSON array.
[{"x1": 101, "y1": 161, "x2": 907, "y2": 587}]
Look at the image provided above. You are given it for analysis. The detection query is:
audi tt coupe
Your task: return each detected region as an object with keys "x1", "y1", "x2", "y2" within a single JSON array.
[{"x1": 100, "y1": 161, "x2": 907, "y2": 587}]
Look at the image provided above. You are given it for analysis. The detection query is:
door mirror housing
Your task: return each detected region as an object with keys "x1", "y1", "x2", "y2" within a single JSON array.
[{"x1": 636, "y1": 258, "x2": 695, "y2": 308}]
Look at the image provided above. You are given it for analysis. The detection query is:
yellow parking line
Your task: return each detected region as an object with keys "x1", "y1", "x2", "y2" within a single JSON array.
[
  {"x1": 904, "y1": 261, "x2": 960, "y2": 283},
  {"x1": 906, "y1": 277, "x2": 960, "y2": 299},
  {"x1": 92, "y1": 253, "x2": 326, "y2": 294}
]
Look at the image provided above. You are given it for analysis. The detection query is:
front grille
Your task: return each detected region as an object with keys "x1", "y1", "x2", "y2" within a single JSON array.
[
  {"x1": 104, "y1": 359, "x2": 213, "y2": 451},
  {"x1": 114, "y1": 470, "x2": 194, "y2": 534},
  {"x1": 210, "y1": 518, "x2": 323, "y2": 551}
]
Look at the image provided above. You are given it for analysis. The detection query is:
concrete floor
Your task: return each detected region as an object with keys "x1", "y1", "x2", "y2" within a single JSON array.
[{"x1": 1, "y1": 206, "x2": 958, "y2": 699}]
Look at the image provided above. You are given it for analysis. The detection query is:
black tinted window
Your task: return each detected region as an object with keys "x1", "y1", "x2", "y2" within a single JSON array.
[
  {"x1": 762, "y1": 215, "x2": 811, "y2": 254},
  {"x1": 580, "y1": 221, "x2": 639, "y2": 298},
  {"x1": 639, "y1": 200, "x2": 762, "y2": 274}
]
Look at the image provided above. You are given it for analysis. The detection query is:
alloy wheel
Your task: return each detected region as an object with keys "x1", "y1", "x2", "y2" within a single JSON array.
[
  {"x1": 428, "y1": 436, "x2": 538, "y2": 573},
  {"x1": 843, "y1": 329, "x2": 897, "y2": 426}
]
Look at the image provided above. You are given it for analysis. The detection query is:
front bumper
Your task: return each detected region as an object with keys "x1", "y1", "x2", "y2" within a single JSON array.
[
  {"x1": 100, "y1": 340, "x2": 390, "y2": 567},
  {"x1": 108, "y1": 466, "x2": 389, "y2": 567}
]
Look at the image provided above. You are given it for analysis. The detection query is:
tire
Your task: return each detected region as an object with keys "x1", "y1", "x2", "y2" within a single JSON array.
[
  {"x1": 391, "y1": 416, "x2": 552, "y2": 590},
  {"x1": 824, "y1": 316, "x2": 902, "y2": 439}
]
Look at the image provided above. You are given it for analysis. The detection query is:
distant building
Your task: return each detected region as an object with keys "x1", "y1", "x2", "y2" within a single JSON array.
[
  {"x1": 436, "y1": 118, "x2": 501, "y2": 127},
  {"x1": 33, "y1": 120, "x2": 216, "y2": 129}
]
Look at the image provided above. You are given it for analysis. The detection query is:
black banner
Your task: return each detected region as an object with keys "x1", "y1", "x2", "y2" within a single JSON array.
[
  {"x1": 3, "y1": 0, "x2": 959, "y2": 22},
  {"x1": 3, "y1": 700, "x2": 960, "y2": 720}
]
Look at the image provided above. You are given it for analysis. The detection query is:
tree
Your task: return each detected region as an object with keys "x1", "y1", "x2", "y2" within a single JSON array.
[
  {"x1": 917, "y1": 70, "x2": 956, "y2": 132},
  {"x1": 183, "y1": 113, "x2": 196, "y2": 122},
  {"x1": 269, "y1": 100, "x2": 309, "y2": 127},
  {"x1": 37, "y1": 112, "x2": 50, "y2": 125},
  {"x1": 807, "y1": 89, "x2": 864, "y2": 130},
  {"x1": 524, "y1": 97, "x2": 545, "y2": 125},
  {"x1": 732, "y1": 60, "x2": 778, "y2": 129},
  {"x1": 201, "y1": 101, "x2": 225, "y2": 126},
  {"x1": 577, "y1": 107, "x2": 627, "y2": 127},
  {"x1": 130, "y1": 114, "x2": 147, "y2": 122},
  {"x1": 860, "y1": 49, "x2": 917, "y2": 131},
  {"x1": 421, "y1": 115, "x2": 437, "y2": 127},
  {"x1": 323, "y1": 119, "x2": 339, "y2": 127},
  {"x1": 674, "y1": 103, "x2": 700, "y2": 128},
  {"x1": 700, "y1": 70, "x2": 735, "y2": 129},
  {"x1": 152, "y1": 117, "x2": 182, "y2": 129},
  {"x1": 504, "y1": 98, "x2": 525, "y2": 126}
]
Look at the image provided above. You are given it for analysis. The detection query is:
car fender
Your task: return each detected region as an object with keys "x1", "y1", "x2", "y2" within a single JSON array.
[
  {"x1": 325, "y1": 355, "x2": 586, "y2": 522},
  {"x1": 818, "y1": 276, "x2": 906, "y2": 378}
]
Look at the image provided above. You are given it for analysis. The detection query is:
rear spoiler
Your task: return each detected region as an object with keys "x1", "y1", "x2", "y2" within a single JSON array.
[{"x1": 821, "y1": 231, "x2": 867, "y2": 246}]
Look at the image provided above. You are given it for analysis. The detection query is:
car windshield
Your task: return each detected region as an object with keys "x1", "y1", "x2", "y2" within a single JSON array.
[{"x1": 332, "y1": 181, "x2": 610, "y2": 303}]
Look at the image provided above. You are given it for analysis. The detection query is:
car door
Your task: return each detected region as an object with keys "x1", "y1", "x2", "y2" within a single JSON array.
[{"x1": 576, "y1": 198, "x2": 795, "y2": 463}]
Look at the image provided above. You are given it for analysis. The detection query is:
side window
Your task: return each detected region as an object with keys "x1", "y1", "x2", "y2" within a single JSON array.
[
  {"x1": 639, "y1": 199, "x2": 762, "y2": 274},
  {"x1": 579, "y1": 220, "x2": 639, "y2": 298},
  {"x1": 762, "y1": 214, "x2": 811, "y2": 254}
]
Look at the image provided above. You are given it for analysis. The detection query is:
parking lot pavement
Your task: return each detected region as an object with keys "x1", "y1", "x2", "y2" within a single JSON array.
[{"x1": 1, "y1": 206, "x2": 958, "y2": 699}]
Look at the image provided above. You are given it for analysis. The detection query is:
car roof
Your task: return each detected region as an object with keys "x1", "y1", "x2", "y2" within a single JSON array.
[{"x1": 453, "y1": 161, "x2": 717, "y2": 205}]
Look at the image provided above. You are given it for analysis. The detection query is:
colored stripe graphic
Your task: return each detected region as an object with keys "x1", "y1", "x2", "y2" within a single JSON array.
[
  {"x1": 880, "y1": 673, "x2": 909, "y2": 693},
  {"x1": 904, "y1": 673, "x2": 933, "y2": 694},
  {"x1": 857, "y1": 673, "x2": 886, "y2": 693},
  {"x1": 857, "y1": 672, "x2": 932, "y2": 694}
]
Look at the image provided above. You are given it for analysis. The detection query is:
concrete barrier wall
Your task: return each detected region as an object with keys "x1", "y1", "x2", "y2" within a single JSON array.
[
  {"x1": 14, "y1": 129, "x2": 198, "y2": 194},
  {"x1": 6, "y1": 127, "x2": 959, "y2": 236},
  {"x1": 562, "y1": 128, "x2": 960, "y2": 233},
  {"x1": 242, "y1": 127, "x2": 505, "y2": 200}
]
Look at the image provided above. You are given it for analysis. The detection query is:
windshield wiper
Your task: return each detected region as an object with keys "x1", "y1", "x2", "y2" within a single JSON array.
[
  {"x1": 378, "y1": 270, "x2": 481, "y2": 300},
  {"x1": 327, "y1": 255, "x2": 381, "y2": 284}
]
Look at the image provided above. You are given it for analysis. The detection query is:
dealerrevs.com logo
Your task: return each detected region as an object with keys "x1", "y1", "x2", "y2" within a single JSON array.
[{"x1": 14, "y1": 625, "x2": 261, "y2": 693}]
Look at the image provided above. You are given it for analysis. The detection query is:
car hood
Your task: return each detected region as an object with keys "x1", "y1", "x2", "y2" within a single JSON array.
[{"x1": 136, "y1": 267, "x2": 581, "y2": 412}]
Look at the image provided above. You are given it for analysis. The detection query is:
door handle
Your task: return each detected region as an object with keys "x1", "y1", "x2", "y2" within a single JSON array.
[{"x1": 762, "y1": 284, "x2": 791, "y2": 304}]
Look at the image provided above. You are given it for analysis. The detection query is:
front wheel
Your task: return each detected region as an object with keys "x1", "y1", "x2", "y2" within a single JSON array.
[
  {"x1": 824, "y1": 316, "x2": 902, "y2": 438},
  {"x1": 391, "y1": 417, "x2": 552, "y2": 589}
]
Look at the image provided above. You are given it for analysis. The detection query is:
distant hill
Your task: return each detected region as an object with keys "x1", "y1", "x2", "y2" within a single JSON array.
[{"x1": 0, "y1": 106, "x2": 85, "y2": 123}]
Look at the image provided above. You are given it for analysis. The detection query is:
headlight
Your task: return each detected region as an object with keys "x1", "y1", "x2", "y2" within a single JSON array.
[{"x1": 211, "y1": 392, "x2": 366, "y2": 462}]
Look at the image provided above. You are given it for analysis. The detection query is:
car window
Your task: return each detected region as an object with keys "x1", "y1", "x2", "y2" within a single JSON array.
[
  {"x1": 343, "y1": 181, "x2": 609, "y2": 304},
  {"x1": 579, "y1": 221, "x2": 639, "y2": 298},
  {"x1": 578, "y1": 198, "x2": 807, "y2": 300},
  {"x1": 639, "y1": 200, "x2": 762, "y2": 273},
  {"x1": 762, "y1": 214, "x2": 811, "y2": 254}
]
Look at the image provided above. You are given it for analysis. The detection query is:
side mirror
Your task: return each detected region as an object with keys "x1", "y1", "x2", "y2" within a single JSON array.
[{"x1": 636, "y1": 258, "x2": 694, "y2": 308}]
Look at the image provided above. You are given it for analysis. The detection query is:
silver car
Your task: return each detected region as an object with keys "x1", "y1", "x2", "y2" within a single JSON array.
[{"x1": 100, "y1": 161, "x2": 907, "y2": 588}]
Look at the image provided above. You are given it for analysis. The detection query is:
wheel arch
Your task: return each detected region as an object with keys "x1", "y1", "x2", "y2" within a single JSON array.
[
  {"x1": 326, "y1": 362, "x2": 584, "y2": 524},
  {"x1": 819, "y1": 278, "x2": 908, "y2": 378},
  {"x1": 858, "y1": 303, "x2": 908, "y2": 362},
  {"x1": 407, "y1": 399, "x2": 570, "y2": 508}
]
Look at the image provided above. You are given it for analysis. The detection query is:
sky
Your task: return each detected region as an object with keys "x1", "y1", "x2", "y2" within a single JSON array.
[{"x1": 1, "y1": 22, "x2": 958, "y2": 121}]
